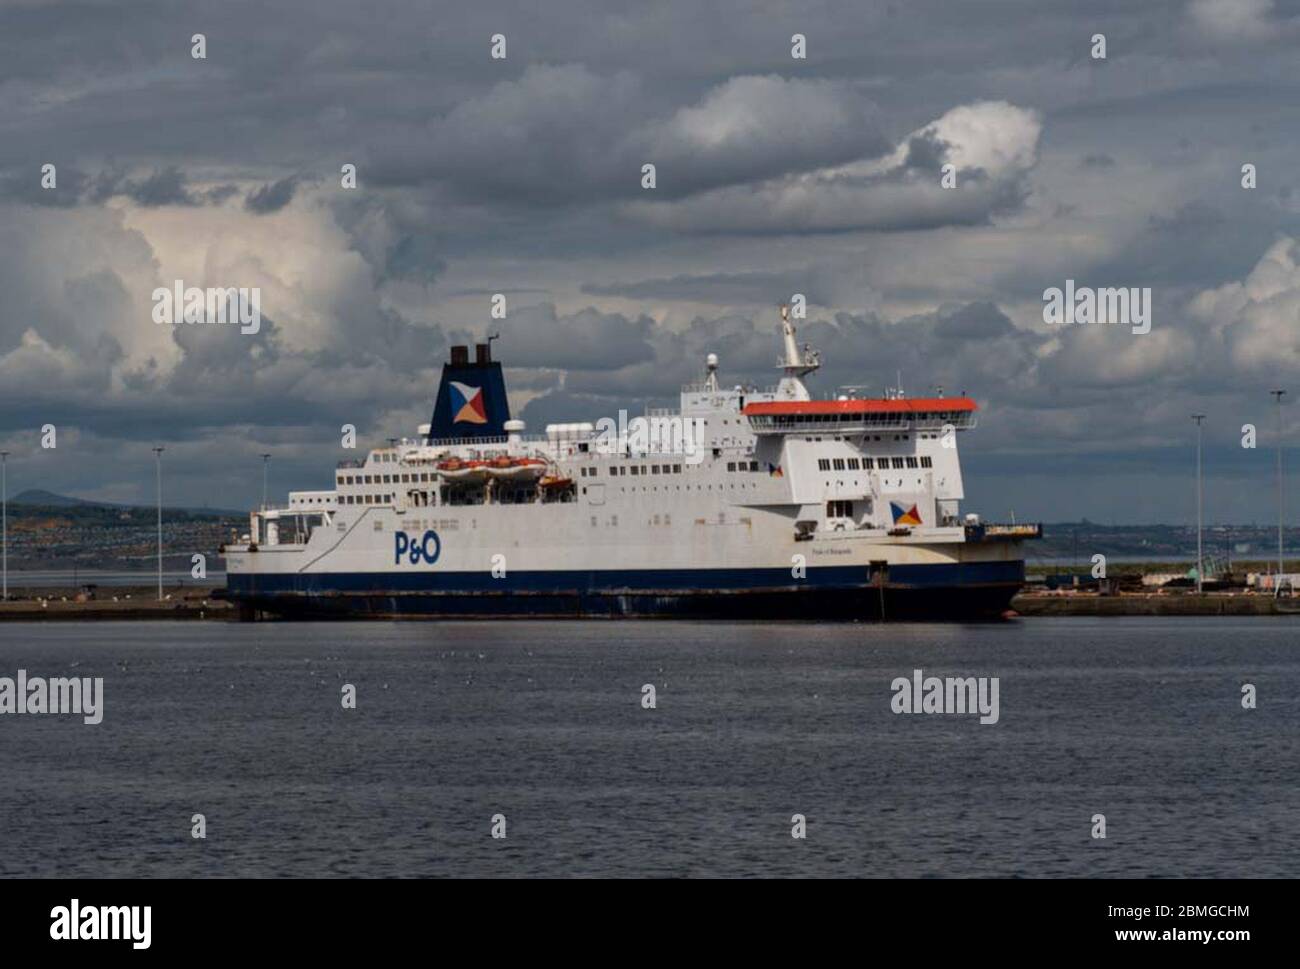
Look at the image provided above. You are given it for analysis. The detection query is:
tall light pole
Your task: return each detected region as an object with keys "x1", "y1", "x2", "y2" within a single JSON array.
[
  {"x1": 1192, "y1": 415, "x2": 1205, "y2": 595},
  {"x1": 260, "y1": 453, "x2": 271, "y2": 511},
  {"x1": 153, "y1": 447, "x2": 164, "y2": 601},
  {"x1": 1271, "y1": 390, "x2": 1286, "y2": 580},
  {"x1": 1, "y1": 450, "x2": 9, "y2": 602}
]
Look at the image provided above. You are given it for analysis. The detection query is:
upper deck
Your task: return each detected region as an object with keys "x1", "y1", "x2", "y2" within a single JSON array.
[{"x1": 743, "y1": 397, "x2": 978, "y2": 434}]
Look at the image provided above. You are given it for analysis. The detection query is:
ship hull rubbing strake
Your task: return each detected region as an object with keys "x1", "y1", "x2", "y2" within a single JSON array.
[{"x1": 222, "y1": 311, "x2": 1040, "y2": 622}]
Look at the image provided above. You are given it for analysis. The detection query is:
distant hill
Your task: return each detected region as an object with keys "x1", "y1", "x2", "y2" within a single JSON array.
[
  {"x1": 12, "y1": 489, "x2": 117, "y2": 508},
  {"x1": 9, "y1": 489, "x2": 243, "y2": 517}
]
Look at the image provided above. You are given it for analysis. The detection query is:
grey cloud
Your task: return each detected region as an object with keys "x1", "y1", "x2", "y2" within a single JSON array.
[
  {"x1": 115, "y1": 167, "x2": 199, "y2": 207},
  {"x1": 0, "y1": 166, "x2": 90, "y2": 207},
  {"x1": 582, "y1": 269, "x2": 834, "y2": 306},
  {"x1": 384, "y1": 234, "x2": 448, "y2": 283},
  {"x1": 0, "y1": 165, "x2": 223, "y2": 209},
  {"x1": 493, "y1": 304, "x2": 657, "y2": 371},
  {"x1": 622, "y1": 100, "x2": 1041, "y2": 234},
  {"x1": 2, "y1": 0, "x2": 1299, "y2": 518},
  {"x1": 329, "y1": 195, "x2": 450, "y2": 285},
  {"x1": 204, "y1": 184, "x2": 240, "y2": 204},
  {"x1": 244, "y1": 176, "x2": 299, "y2": 214},
  {"x1": 370, "y1": 67, "x2": 891, "y2": 208},
  {"x1": 932, "y1": 302, "x2": 1018, "y2": 340},
  {"x1": 624, "y1": 168, "x2": 1031, "y2": 235}
]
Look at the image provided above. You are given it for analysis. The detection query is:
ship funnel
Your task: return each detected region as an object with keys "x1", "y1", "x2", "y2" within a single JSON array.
[{"x1": 427, "y1": 342, "x2": 513, "y2": 442}]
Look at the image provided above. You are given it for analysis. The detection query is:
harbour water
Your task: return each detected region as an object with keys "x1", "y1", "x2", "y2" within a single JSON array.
[{"x1": 0, "y1": 618, "x2": 1295, "y2": 877}]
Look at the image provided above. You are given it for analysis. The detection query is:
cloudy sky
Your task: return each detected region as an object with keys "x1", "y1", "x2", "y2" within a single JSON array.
[{"x1": 2, "y1": 0, "x2": 1299, "y2": 523}]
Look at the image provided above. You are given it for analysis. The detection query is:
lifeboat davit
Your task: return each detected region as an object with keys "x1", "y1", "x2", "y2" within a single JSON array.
[
  {"x1": 436, "y1": 457, "x2": 489, "y2": 482},
  {"x1": 483, "y1": 456, "x2": 548, "y2": 481}
]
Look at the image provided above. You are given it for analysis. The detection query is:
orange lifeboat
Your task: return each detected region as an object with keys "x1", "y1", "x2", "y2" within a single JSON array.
[
  {"x1": 538, "y1": 473, "x2": 574, "y2": 490},
  {"x1": 436, "y1": 457, "x2": 489, "y2": 482},
  {"x1": 484, "y1": 456, "x2": 548, "y2": 481}
]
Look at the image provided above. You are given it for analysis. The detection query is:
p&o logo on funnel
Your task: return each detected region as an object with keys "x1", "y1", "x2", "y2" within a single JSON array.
[{"x1": 450, "y1": 381, "x2": 488, "y2": 424}]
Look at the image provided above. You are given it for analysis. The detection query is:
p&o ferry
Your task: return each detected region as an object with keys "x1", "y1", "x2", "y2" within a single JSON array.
[{"x1": 222, "y1": 308, "x2": 1039, "y2": 619}]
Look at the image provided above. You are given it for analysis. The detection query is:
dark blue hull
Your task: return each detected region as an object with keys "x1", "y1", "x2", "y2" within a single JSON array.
[{"x1": 225, "y1": 562, "x2": 1025, "y2": 621}]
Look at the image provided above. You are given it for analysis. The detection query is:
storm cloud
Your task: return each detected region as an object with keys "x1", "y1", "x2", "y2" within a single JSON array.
[{"x1": 1, "y1": 0, "x2": 1298, "y2": 523}]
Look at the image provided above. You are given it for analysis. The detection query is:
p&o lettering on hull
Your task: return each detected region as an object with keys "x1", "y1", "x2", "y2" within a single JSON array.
[{"x1": 395, "y1": 530, "x2": 441, "y2": 566}]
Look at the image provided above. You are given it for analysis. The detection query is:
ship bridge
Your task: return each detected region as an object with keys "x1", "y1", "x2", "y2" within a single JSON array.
[{"x1": 743, "y1": 397, "x2": 978, "y2": 435}]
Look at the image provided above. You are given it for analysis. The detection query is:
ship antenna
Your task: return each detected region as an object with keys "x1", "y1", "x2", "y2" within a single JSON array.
[{"x1": 775, "y1": 303, "x2": 817, "y2": 400}]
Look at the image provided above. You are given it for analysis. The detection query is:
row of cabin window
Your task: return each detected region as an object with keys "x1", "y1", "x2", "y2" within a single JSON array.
[
  {"x1": 340, "y1": 494, "x2": 394, "y2": 505},
  {"x1": 581, "y1": 460, "x2": 764, "y2": 477},
  {"x1": 581, "y1": 463, "x2": 687, "y2": 477},
  {"x1": 816, "y1": 456, "x2": 932, "y2": 471},
  {"x1": 338, "y1": 472, "x2": 435, "y2": 486}
]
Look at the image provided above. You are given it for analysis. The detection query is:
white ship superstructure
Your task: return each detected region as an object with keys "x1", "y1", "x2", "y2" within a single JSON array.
[{"x1": 222, "y1": 308, "x2": 1039, "y2": 619}]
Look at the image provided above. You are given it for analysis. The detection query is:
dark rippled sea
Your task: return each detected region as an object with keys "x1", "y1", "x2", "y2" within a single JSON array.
[{"x1": 0, "y1": 618, "x2": 1295, "y2": 878}]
